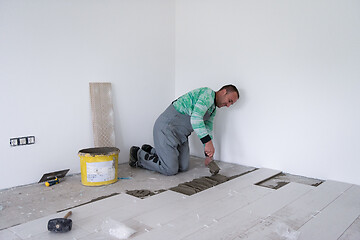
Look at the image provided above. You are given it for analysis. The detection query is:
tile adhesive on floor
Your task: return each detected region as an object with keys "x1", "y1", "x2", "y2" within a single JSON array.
[{"x1": 126, "y1": 160, "x2": 252, "y2": 198}]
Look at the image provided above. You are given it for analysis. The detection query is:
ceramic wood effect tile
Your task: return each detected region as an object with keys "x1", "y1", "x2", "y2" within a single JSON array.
[
  {"x1": 222, "y1": 180, "x2": 352, "y2": 240},
  {"x1": 183, "y1": 182, "x2": 313, "y2": 240},
  {"x1": 4, "y1": 165, "x2": 360, "y2": 240},
  {"x1": 338, "y1": 216, "x2": 360, "y2": 240},
  {"x1": 0, "y1": 229, "x2": 21, "y2": 240},
  {"x1": 68, "y1": 193, "x2": 139, "y2": 222},
  {"x1": 133, "y1": 168, "x2": 280, "y2": 229},
  {"x1": 130, "y1": 184, "x2": 273, "y2": 240},
  {"x1": 8, "y1": 212, "x2": 65, "y2": 239},
  {"x1": 271, "y1": 180, "x2": 352, "y2": 230},
  {"x1": 74, "y1": 191, "x2": 185, "y2": 236},
  {"x1": 297, "y1": 185, "x2": 360, "y2": 240},
  {"x1": 25, "y1": 224, "x2": 90, "y2": 240}
]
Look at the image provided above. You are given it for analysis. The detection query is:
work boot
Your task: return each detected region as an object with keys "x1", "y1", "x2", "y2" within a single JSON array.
[
  {"x1": 129, "y1": 146, "x2": 140, "y2": 168},
  {"x1": 141, "y1": 144, "x2": 153, "y2": 153}
]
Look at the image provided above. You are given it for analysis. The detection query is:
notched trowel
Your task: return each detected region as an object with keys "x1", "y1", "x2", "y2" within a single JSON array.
[
  {"x1": 205, "y1": 154, "x2": 220, "y2": 175},
  {"x1": 39, "y1": 169, "x2": 70, "y2": 186},
  {"x1": 207, "y1": 160, "x2": 221, "y2": 175}
]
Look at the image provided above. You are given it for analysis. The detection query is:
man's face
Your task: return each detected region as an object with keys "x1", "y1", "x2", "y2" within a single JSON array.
[{"x1": 216, "y1": 90, "x2": 238, "y2": 108}]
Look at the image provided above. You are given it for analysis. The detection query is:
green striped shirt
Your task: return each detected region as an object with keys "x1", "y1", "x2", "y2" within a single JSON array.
[{"x1": 173, "y1": 87, "x2": 216, "y2": 144}]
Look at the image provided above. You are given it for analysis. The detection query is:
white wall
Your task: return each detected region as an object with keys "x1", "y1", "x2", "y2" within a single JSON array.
[
  {"x1": 176, "y1": 0, "x2": 360, "y2": 184},
  {"x1": 2, "y1": 0, "x2": 359, "y2": 189},
  {"x1": 0, "y1": 0, "x2": 175, "y2": 189}
]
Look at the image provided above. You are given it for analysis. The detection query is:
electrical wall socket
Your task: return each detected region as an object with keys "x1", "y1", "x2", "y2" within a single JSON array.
[
  {"x1": 10, "y1": 138, "x2": 18, "y2": 146},
  {"x1": 27, "y1": 136, "x2": 35, "y2": 144},
  {"x1": 10, "y1": 136, "x2": 35, "y2": 147},
  {"x1": 19, "y1": 137, "x2": 27, "y2": 145}
]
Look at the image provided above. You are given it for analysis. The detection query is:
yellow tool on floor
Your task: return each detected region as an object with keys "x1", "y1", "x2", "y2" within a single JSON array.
[
  {"x1": 45, "y1": 177, "x2": 59, "y2": 187},
  {"x1": 38, "y1": 169, "x2": 69, "y2": 187}
]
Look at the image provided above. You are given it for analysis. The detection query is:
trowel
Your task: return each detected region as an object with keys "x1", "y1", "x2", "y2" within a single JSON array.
[{"x1": 205, "y1": 155, "x2": 220, "y2": 175}]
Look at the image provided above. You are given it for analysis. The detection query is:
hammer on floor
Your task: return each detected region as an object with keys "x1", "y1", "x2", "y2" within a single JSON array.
[{"x1": 47, "y1": 211, "x2": 72, "y2": 233}]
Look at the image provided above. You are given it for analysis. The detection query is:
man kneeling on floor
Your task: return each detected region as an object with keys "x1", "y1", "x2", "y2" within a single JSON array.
[{"x1": 129, "y1": 84, "x2": 239, "y2": 175}]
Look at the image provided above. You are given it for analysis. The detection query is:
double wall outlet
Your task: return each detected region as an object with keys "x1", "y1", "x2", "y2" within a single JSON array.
[{"x1": 10, "y1": 136, "x2": 35, "y2": 146}]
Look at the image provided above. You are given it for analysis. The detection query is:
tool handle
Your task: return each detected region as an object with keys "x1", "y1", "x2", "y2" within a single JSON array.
[
  {"x1": 63, "y1": 211, "x2": 72, "y2": 219},
  {"x1": 45, "y1": 177, "x2": 59, "y2": 187}
]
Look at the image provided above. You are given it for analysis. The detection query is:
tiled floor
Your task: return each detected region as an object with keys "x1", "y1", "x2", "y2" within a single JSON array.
[
  {"x1": 1, "y1": 157, "x2": 360, "y2": 239},
  {"x1": 0, "y1": 156, "x2": 255, "y2": 230}
]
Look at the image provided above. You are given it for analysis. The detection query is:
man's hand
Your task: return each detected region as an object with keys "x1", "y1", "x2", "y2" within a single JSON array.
[
  {"x1": 204, "y1": 140, "x2": 215, "y2": 158},
  {"x1": 204, "y1": 156, "x2": 212, "y2": 166}
]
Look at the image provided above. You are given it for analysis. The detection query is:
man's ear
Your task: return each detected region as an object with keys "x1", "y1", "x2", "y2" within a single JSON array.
[{"x1": 221, "y1": 88, "x2": 228, "y2": 95}]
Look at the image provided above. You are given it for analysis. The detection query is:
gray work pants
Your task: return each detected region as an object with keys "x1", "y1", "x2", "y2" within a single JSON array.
[{"x1": 137, "y1": 104, "x2": 193, "y2": 175}]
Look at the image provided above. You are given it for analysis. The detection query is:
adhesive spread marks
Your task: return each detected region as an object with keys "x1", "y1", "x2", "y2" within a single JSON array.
[
  {"x1": 126, "y1": 170, "x2": 256, "y2": 198},
  {"x1": 170, "y1": 174, "x2": 230, "y2": 196},
  {"x1": 126, "y1": 190, "x2": 155, "y2": 198},
  {"x1": 126, "y1": 189, "x2": 166, "y2": 199}
]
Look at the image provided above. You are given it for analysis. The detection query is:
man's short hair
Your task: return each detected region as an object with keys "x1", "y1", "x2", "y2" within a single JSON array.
[{"x1": 220, "y1": 84, "x2": 239, "y2": 98}]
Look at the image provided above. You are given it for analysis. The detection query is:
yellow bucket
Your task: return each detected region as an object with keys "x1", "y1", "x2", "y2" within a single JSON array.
[{"x1": 78, "y1": 147, "x2": 120, "y2": 186}]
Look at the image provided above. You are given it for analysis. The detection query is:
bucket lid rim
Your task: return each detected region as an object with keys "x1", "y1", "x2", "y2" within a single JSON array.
[{"x1": 78, "y1": 147, "x2": 120, "y2": 155}]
